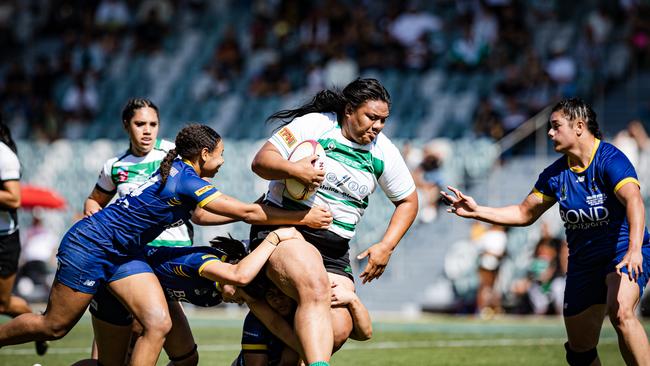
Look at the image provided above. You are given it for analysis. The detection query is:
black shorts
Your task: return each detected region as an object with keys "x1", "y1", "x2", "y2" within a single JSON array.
[
  {"x1": 249, "y1": 224, "x2": 353, "y2": 281},
  {"x1": 89, "y1": 284, "x2": 133, "y2": 326},
  {"x1": 0, "y1": 231, "x2": 21, "y2": 277}
]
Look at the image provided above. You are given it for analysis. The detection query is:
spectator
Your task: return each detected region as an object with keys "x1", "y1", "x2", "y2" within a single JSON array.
[
  {"x1": 15, "y1": 214, "x2": 58, "y2": 303},
  {"x1": 94, "y1": 0, "x2": 130, "y2": 33},
  {"x1": 510, "y1": 235, "x2": 568, "y2": 315},
  {"x1": 474, "y1": 224, "x2": 508, "y2": 318}
]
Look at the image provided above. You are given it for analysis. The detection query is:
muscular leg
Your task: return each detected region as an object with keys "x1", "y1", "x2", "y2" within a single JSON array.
[
  {"x1": 328, "y1": 273, "x2": 353, "y2": 352},
  {"x1": 0, "y1": 273, "x2": 31, "y2": 317},
  {"x1": 606, "y1": 272, "x2": 650, "y2": 365},
  {"x1": 564, "y1": 304, "x2": 606, "y2": 366},
  {"x1": 265, "y1": 239, "x2": 332, "y2": 364},
  {"x1": 163, "y1": 301, "x2": 198, "y2": 366},
  {"x1": 92, "y1": 316, "x2": 132, "y2": 366},
  {"x1": 0, "y1": 280, "x2": 92, "y2": 345},
  {"x1": 109, "y1": 273, "x2": 171, "y2": 366}
]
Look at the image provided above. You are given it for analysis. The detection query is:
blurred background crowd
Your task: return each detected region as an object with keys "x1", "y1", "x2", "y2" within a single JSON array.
[{"x1": 1, "y1": 0, "x2": 649, "y2": 316}]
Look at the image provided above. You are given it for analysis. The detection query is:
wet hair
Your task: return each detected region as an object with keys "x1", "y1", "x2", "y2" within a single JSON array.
[
  {"x1": 0, "y1": 119, "x2": 17, "y2": 155},
  {"x1": 551, "y1": 98, "x2": 602, "y2": 139},
  {"x1": 266, "y1": 78, "x2": 391, "y2": 127},
  {"x1": 158, "y1": 124, "x2": 221, "y2": 186},
  {"x1": 121, "y1": 98, "x2": 159, "y2": 127}
]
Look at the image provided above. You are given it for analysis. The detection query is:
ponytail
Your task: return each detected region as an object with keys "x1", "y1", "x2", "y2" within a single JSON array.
[
  {"x1": 159, "y1": 148, "x2": 177, "y2": 186},
  {"x1": 266, "y1": 78, "x2": 390, "y2": 128}
]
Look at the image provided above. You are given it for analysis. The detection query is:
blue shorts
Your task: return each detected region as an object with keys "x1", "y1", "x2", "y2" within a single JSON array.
[
  {"x1": 563, "y1": 245, "x2": 650, "y2": 317},
  {"x1": 55, "y1": 220, "x2": 152, "y2": 294}
]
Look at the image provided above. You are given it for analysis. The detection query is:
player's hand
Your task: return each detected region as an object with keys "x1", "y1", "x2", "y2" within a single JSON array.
[
  {"x1": 330, "y1": 282, "x2": 357, "y2": 306},
  {"x1": 221, "y1": 284, "x2": 244, "y2": 304},
  {"x1": 273, "y1": 227, "x2": 304, "y2": 242},
  {"x1": 357, "y1": 242, "x2": 393, "y2": 284},
  {"x1": 616, "y1": 249, "x2": 643, "y2": 282},
  {"x1": 301, "y1": 205, "x2": 332, "y2": 229},
  {"x1": 83, "y1": 206, "x2": 101, "y2": 218},
  {"x1": 440, "y1": 186, "x2": 479, "y2": 218},
  {"x1": 292, "y1": 154, "x2": 325, "y2": 190}
]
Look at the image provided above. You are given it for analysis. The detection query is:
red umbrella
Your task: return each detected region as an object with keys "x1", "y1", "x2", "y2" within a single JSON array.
[{"x1": 20, "y1": 185, "x2": 67, "y2": 210}]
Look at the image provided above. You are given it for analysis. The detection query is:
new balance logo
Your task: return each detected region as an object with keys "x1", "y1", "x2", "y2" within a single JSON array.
[{"x1": 83, "y1": 280, "x2": 96, "y2": 287}]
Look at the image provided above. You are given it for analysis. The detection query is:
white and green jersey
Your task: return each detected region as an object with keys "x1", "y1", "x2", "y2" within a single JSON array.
[
  {"x1": 267, "y1": 112, "x2": 416, "y2": 239},
  {"x1": 95, "y1": 139, "x2": 192, "y2": 247},
  {"x1": 0, "y1": 142, "x2": 20, "y2": 236}
]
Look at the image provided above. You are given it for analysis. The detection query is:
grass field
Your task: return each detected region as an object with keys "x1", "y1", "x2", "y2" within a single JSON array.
[{"x1": 0, "y1": 309, "x2": 647, "y2": 366}]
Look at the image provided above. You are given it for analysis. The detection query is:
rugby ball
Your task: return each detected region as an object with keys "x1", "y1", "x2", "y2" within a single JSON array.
[{"x1": 285, "y1": 140, "x2": 326, "y2": 200}]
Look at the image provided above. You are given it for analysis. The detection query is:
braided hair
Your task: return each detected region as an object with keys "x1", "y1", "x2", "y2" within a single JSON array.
[
  {"x1": 551, "y1": 98, "x2": 602, "y2": 139},
  {"x1": 267, "y1": 78, "x2": 391, "y2": 127},
  {"x1": 159, "y1": 124, "x2": 221, "y2": 187}
]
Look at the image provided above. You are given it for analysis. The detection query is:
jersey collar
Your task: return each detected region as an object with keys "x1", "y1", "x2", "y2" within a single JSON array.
[{"x1": 568, "y1": 138, "x2": 600, "y2": 173}]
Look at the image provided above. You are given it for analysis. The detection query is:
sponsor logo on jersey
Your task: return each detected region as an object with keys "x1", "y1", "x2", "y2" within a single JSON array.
[
  {"x1": 194, "y1": 185, "x2": 214, "y2": 197},
  {"x1": 559, "y1": 205, "x2": 609, "y2": 229},
  {"x1": 117, "y1": 168, "x2": 129, "y2": 182},
  {"x1": 278, "y1": 127, "x2": 296, "y2": 148},
  {"x1": 586, "y1": 193, "x2": 606, "y2": 206}
]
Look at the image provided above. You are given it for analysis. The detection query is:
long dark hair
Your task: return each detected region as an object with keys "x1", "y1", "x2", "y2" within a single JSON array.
[
  {"x1": 121, "y1": 98, "x2": 159, "y2": 127},
  {"x1": 158, "y1": 124, "x2": 221, "y2": 186},
  {"x1": 266, "y1": 78, "x2": 391, "y2": 127},
  {"x1": 551, "y1": 98, "x2": 602, "y2": 139},
  {"x1": 0, "y1": 120, "x2": 17, "y2": 155}
]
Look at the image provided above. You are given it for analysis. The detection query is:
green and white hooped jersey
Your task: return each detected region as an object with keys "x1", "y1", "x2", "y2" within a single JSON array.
[
  {"x1": 95, "y1": 139, "x2": 192, "y2": 247},
  {"x1": 267, "y1": 112, "x2": 416, "y2": 239},
  {"x1": 0, "y1": 142, "x2": 20, "y2": 236}
]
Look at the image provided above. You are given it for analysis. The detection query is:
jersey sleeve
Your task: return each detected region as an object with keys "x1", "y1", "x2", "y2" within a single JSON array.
[
  {"x1": 603, "y1": 147, "x2": 640, "y2": 193},
  {"x1": 377, "y1": 140, "x2": 416, "y2": 201},
  {"x1": 268, "y1": 113, "x2": 334, "y2": 158},
  {"x1": 241, "y1": 312, "x2": 271, "y2": 353},
  {"x1": 176, "y1": 173, "x2": 222, "y2": 208},
  {"x1": 192, "y1": 251, "x2": 223, "y2": 277},
  {"x1": 532, "y1": 165, "x2": 558, "y2": 202},
  {"x1": 0, "y1": 149, "x2": 20, "y2": 181},
  {"x1": 95, "y1": 158, "x2": 117, "y2": 194}
]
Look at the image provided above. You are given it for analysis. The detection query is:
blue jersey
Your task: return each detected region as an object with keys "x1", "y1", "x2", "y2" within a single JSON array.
[
  {"x1": 533, "y1": 140, "x2": 649, "y2": 264},
  {"x1": 84, "y1": 159, "x2": 220, "y2": 255},
  {"x1": 145, "y1": 245, "x2": 224, "y2": 307},
  {"x1": 235, "y1": 312, "x2": 284, "y2": 366}
]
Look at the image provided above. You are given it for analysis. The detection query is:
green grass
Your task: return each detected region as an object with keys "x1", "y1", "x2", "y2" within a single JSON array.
[{"x1": 0, "y1": 311, "x2": 646, "y2": 365}]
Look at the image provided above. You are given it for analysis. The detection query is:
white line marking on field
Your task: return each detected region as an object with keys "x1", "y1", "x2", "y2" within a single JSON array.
[{"x1": 0, "y1": 337, "x2": 619, "y2": 356}]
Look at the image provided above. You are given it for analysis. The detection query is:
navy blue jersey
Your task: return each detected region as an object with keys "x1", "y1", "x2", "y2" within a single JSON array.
[
  {"x1": 145, "y1": 245, "x2": 224, "y2": 307},
  {"x1": 533, "y1": 140, "x2": 649, "y2": 263},
  {"x1": 85, "y1": 159, "x2": 220, "y2": 255},
  {"x1": 235, "y1": 312, "x2": 284, "y2": 366}
]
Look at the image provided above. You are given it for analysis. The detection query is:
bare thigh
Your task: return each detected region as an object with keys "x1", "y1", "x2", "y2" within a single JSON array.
[
  {"x1": 265, "y1": 239, "x2": 327, "y2": 301},
  {"x1": 92, "y1": 316, "x2": 132, "y2": 366},
  {"x1": 564, "y1": 304, "x2": 607, "y2": 351}
]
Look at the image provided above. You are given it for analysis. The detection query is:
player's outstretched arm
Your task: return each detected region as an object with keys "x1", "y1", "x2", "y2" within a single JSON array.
[
  {"x1": 330, "y1": 283, "x2": 372, "y2": 341},
  {"x1": 441, "y1": 186, "x2": 554, "y2": 226},
  {"x1": 202, "y1": 193, "x2": 332, "y2": 228},
  {"x1": 199, "y1": 228, "x2": 301, "y2": 286}
]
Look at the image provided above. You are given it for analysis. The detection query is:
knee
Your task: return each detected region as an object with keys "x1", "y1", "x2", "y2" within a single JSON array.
[
  {"x1": 140, "y1": 309, "x2": 172, "y2": 337},
  {"x1": 296, "y1": 274, "x2": 330, "y2": 304},
  {"x1": 608, "y1": 304, "x2": 637, "y2": 328},
  {"x1": 43, "y1": 318, "x2": 73, "y2": 340},
  {"x1": 565, "y1": 342, "x2": 598, "y2": 366}
]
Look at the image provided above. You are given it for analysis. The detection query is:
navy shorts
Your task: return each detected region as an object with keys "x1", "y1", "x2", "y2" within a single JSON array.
[
  {"x1": 90, "y1": 284, "x2": 133, "y2": 326},
  {"x1": 55, "y1": 221, "x2": 152, "y2": 294},
  {"x1": 563, "y1": 245, "x2": 650, "y2": 317},
  {"x1": 0, "y1": 231, "x2": 20, "y2": 277}
]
